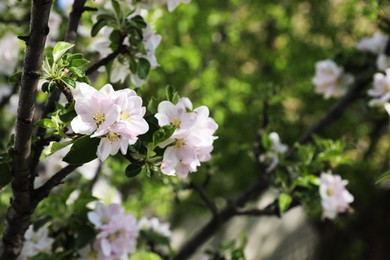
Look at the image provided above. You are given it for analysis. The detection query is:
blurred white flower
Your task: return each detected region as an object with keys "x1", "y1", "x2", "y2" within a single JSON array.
[
  {"x1": 367, "y1": 68, "x2": 390, "y2": 107},
  {"x1": 312, "y1": 59, "x2": 354, "y2": 99},
  {"x1": 356, "y1": 31, "x2": 389, "y2": 54},
  {"x1": 18, "y1": 224, "x2": 54, "y2": 260},
  {"x1": 319, "y1": 172, "x2": 354, "y2": 220}
]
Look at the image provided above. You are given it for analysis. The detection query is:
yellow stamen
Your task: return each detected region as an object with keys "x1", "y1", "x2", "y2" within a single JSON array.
[
  {"x1": 326, "y1": 188, "x2": 333, "y2": 196},
  {"x1": 120, "y1": 111, "x2": 130, "y2": 121},
  {"x1": 171, "y1": 117, "x2": 181, "y2": 128},
  {"x1": 175, "y1": 139, "x2": 185, "y2": 148},
  {"x1": 107, "y1": 131, "x2": 120, "y2": 142},
  {"x1": 93, "y1": 112, "x2": 105, "y2": 126}
]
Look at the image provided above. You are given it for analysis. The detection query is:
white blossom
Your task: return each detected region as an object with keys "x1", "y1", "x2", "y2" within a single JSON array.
[
  {"x1": 319, "y1": 172, "x2": 354, "y2": 220},
  {"x1": 312, "y1": 59, "x2": 354, "y2": 99}
]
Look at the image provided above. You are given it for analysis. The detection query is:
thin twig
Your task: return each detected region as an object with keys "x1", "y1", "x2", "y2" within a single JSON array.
[
  {"x1": 33, "y1": 164, "x2": 81, "y2": 203},
  {"x1": 86, "y1": 44, "x2": 127, "y2": 76},
  {"x1": 189, "y1": 182, "x2": 218, "y2": 217}
]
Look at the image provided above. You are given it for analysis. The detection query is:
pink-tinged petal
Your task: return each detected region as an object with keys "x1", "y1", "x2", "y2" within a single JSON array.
[
  {"x1": 178, "y1": 97, "x2": 193, "y2": 110},
  {"x1": 71, "y1": 116, "x2": 96, "y2": 134},
  {"x1": 155, "y1": 113, "x2": 171, "y2": 126},
  {"x1": 100, "y1": 84, "x2": 117, "y2": 98},
  {"x1": 120, "y1": 138, "x2": 129, "y2": 155},
  {"x1": 97, "y1": 139, "x2": 112, "y2": 161},
  {"x1": 157, "y1": 101, "x2": 177, "y2": 120},
  {"x1": 100, "y1": 238, "x2": 111, "y2": 256},
  {"x1": 87, "y1": 212, "x2": 102, "y2": 228},
  {"x1": 79, "y1": 82, "x2": 97, "y2": 97},
  {"x1": 175, "y1": 162, "x2": 190, "y2": 178},
  {"x1": 74, "y1": 99, "x2": 95, "y2": 116}
]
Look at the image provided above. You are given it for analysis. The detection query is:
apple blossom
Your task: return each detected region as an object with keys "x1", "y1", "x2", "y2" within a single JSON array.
[
  {"x1": 138, "y1": 217, "x2": 172, "y2": 238},
  {"x1": 312, "y1": 59, "x2": 354, "y2": 99},
  {"x1": 71, "y1": 83, "x2": 149, "y2": 161},
  {"x1": 367, "y1": 69, "x2": 390, "y2": 107},
  {"x1": 88, "y1": 202, "x2": 124, "y2": 229},
  {"x1": 261, "y1": 132, "x2": 288, "y2": 173},
  {"x1": 356, "y1": 31, "x2": 389, "y2": 54},
  {"x1": 18, "y1": 224, "x2": 54, "y2": 260},
  {"x1": 88, "y1": 203, "x2": 138, "y2": 260},
  {"x1": 155, "y1": 98, "x2": 217, "y2": 178},
  {"x1": 319, "y1": 172, "x2": 354, "y2": 220},
  {"x1": 376, "y1": 53, "x2": 390, "y2": 71}
]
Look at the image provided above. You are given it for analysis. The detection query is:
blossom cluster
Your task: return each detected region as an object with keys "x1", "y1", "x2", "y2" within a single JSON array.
[
  {"x1": 319, "y1": 172, "x2": 354, "y2": 220},
  {"x1": 18, "y1": 224, "x2": 54, "y2": 260},
  {"x1": 312, "y1": 59, "x2": 354, "y2": 99},
  {"x1": 155, "y1": 98, "x2": 218, "y2": 178},
  {"x1": 71, "y1": 83, "x2": 149, "y2": 161},
  {"x1": 87, "y1": 203, "x2": 139, "y2": 259},
  {"x1": 356, "y1": 31, "x2": 390, "y2": 71},
  {"x1": 138, "y1": 217, "x2": 172, "y2": 238}
]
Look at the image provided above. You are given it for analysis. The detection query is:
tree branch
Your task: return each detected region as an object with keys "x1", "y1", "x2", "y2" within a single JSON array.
[
  {"x1": 65, "y1": 0, "x2": 87, "y2": 43},
  {"x1": 86, "y1": 44, "x2": 127, "y2": 76},
  {"x1": 174, "y1": 70, "x2": 376, "y2": 260},
  {"x1": 33, "y1": 164, "x2": 81, "y2": 203},
  {"x1": 189, "y1": 182, "x2": 218, "y2": 217},
  {"x1": 0, "y1": 1, "x2": 53, "y2": 259}
]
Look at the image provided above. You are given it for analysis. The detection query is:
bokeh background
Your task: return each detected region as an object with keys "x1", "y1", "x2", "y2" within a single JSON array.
[{"x1": 1, "y1": 0, "x2": 390, "y2": 259}]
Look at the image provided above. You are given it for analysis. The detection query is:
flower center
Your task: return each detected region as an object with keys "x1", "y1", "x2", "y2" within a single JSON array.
[
  {"x1": 326, "y1": 188, "x2": 334, "y2": 196},
  {"x1": 175, "y1": 139, "x2": 185, "y2": 148},
  {"x1": 107, "y1": 131, "x2": 120, "y2": 142},
  {"x1": 120, "y1": 111, "x2": 130, "y2": 121},
  {"x1": 93, "y1": 112, "x2": 105, "y2": 126},
  {"x1": 171, "y1": 117, "x2": 181, "y2": 128}
]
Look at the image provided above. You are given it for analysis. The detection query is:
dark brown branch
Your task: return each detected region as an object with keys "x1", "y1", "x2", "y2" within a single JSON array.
[
  {"x1": 175, "y1": 70, "x2": 376, "y2": 260},
  {"x1": 0, "y1": 1, "x2": 53, "y2": 259},
  {"x1": 234, "y1": 205, "x2": 279, "y2": 217},
  {"x1": 65, "y1": 0, "x2": 87, "y2": 43},
  {"x1": 33, "y1": 164, "x2": 81, "y2": 203},
  {"x1": 55, "y1": 79, "x2": 74, "y2": 103},
  {"x1": 189, "y1": 182, "x2": 218, "y2": 217},
  {"x1": 86, "y1": 44, "x2": 127, "y2": 76}
]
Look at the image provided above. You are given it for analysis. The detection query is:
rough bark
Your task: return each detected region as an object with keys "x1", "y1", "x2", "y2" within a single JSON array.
[{"x1": 0, "y1": 1, "x2": 53, "y2": 259}]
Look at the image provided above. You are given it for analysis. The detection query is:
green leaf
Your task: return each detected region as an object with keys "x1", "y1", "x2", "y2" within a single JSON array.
[
  {"x1": 125, "y1": 163, "x2": 143, "y2": 178},
  {"x1": 91, "y1": 19, "x2": 109, "y2": 37},
  {"x1": 69, "y1": 67, "x2": 85, "y2": 77},
  {"x1": 60, "y1": 77, "x2": 76, "y2": 89},
  {"x1": 129, "y1": 58, "x2": 137, "y2": 74},
  {"x1": 42, "y1": 140, "x2": 73, "y2": 158},
  {"x1": 152, "y1": 125, "x2": 175, "y2": 148},
  {"x1": 35, "y1": 118, "x2": 56, "y2": 129},
  {"x1": 53, "y1": 42, "x2": 74, "y2": 63},
  {"x1": 278, "y1": 193, "x2": 292, "y2": 214},
  {"x1": 111, "y1": 0, "x2": 122, "y2": 20},
  {"x1": 75, "y1": 225, "x2": 96, "y2": 249},
  {"x1": 70, "y1": 59, "x2": 90, "y2": 68},
  {"x1": 165, "y1": 85, "x2": 177, "y2": 102},
  {"x1": 147, "y1": 97, "x2": 159, "y2": 114},
  {"x1": 63, "y1": 136, "x2": 100, "y2": 165},
  {"x1": 0, "y1": 163, "x2": 12, "y2": 189},
  {"x1": 137, "y1": 58, "x2": 150, "y2": 80},
  {"x1": 376, "y1": 170, "x2": 390, "y2": 184},
  {"x1": 9, "y1": 71, "x2": 22, "y2": 83}
]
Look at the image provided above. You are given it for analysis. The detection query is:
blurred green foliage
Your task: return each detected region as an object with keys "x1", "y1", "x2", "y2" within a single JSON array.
[{"x1": 0, "y1": 0, "x2": 390, "y2": 259}]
